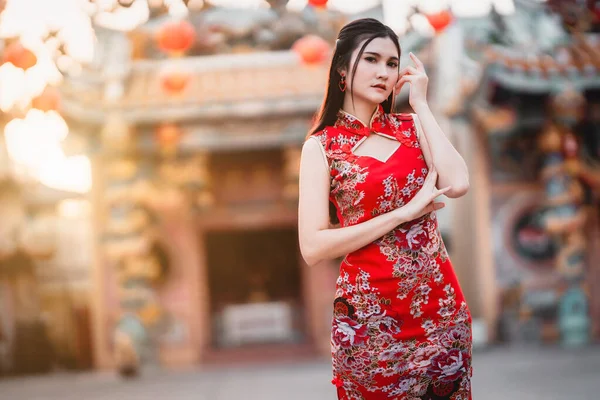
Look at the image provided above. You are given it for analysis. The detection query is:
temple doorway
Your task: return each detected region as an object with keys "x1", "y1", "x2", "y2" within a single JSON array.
[{"x1": 204, "y1": 227, "x2": 307, "y2": 351}]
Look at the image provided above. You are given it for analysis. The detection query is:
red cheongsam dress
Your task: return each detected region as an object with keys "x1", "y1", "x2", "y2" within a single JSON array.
[{"x1": 309, "y1": 106, "x2": 473, "y2": 400}]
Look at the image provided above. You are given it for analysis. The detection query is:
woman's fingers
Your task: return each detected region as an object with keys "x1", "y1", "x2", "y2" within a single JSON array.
[
  {"x1": 395, "y1": 75, "x2": 412, "y2": 92},
  {"x1": 396, "y1": 79, "x2": 409, "y2": 91},
  {"x1": 410, "y1": 52, "x2": 426, "y2": 72},
  {"x1": 399, "y1": 66, "x2": 420, "y2": 76},
  {"x1": 427, "y1": 186, "x2": 451, "y2": 203},
  {"x1": 422, "y1": 201, "x2": 445, "y2": 217},
  {"x1": 423, "y1": 170, "x2": 439, "y2": 188},
  {"x1": 397, "y1": 75, "x2": 416, "y2": 86},
  {"x1": 395, "y1": 79, "x2": 407, "y2": 93},
  {"x1": 435, "y1": 186, "x2": 452, "y2": 197},
  {"x1": 426, "y1": 169, "x2": 438, "y2": 182},
  {"x1": 432, "y1": 202, "x2": 446, "y2": 211}
]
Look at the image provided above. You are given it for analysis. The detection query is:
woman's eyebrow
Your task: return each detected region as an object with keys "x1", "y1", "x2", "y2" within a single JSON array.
[{"x1": 364, "y1": 51, "x2": 399, "y2": 61}]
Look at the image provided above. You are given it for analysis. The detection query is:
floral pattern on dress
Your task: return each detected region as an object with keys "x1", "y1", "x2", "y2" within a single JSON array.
[
  {"x1": 331, "y1": 271, "x2": 472, "y2": 400},
  {"x1": 375, "y1": 214, "x2": 449, "y2": 306},
  {"x1": 310, "y1": 105, "x2": 472, "y2": 400}
]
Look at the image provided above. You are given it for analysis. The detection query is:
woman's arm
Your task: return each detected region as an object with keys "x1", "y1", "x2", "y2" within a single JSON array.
[
  {"x1": 413, "y1": 104, "x2": 469, "y2": 198},
  {"x1": 298, "y1": 139, "x2": 406, "y2": 266},
  {"x1": 397, "y1": 52, "x2": 469, "y2": 198},
  {"x1": 298, "y1": 138, "x2": 448, "y2": 266}
]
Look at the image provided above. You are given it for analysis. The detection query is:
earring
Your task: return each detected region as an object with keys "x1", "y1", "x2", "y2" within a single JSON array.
[{"x1": 339, "y1": 75, "x2": 346, "y2": 92}]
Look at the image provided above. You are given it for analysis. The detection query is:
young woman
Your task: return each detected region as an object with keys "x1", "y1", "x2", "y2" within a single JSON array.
[{"x1": 298, "y1": 18, "x2": 473, "y2": 400}]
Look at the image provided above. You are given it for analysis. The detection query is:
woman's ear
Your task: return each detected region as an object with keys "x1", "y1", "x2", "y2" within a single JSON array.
[{"x1": 337, "y1": 67, "x2": 347, "y2": 77}]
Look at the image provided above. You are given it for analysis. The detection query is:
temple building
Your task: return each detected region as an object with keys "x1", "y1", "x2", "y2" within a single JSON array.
[{"x1": 1, "y1": 0, "x2": 598, "y2": 374}]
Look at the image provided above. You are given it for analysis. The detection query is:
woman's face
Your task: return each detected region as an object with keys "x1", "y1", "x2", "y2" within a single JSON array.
[{"x1": 343, "y1": 37, "x2": 400, "y2": 107}]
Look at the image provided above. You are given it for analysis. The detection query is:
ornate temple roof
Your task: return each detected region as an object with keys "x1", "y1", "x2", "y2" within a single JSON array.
[{"x1": 447, "y1": 0, "x2": 600, "y2": 121}]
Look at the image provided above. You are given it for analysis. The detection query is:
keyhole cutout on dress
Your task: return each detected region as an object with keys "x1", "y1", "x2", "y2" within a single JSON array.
[{"x1": 352, "y1": 133, "x2": 401, "y2": 163}]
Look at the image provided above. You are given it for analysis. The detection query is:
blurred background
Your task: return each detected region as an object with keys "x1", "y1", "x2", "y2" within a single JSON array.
[{"x1": 0, "y1": 0, "x2": 599, "y2": 399}]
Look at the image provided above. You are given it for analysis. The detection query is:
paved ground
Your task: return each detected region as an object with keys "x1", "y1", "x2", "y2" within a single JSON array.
[{"x1": 1, "y1": 345, "x2": 599, "y2": 400}]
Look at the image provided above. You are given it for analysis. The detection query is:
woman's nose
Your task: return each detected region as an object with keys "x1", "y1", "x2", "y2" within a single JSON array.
[{"x1": 377, "y1": 63, "x2": 389, "y2": 79}]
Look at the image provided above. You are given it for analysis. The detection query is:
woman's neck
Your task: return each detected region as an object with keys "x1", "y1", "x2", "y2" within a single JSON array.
[{"x1": 341, "y1": 97, "x2": 378, "y2": 127}]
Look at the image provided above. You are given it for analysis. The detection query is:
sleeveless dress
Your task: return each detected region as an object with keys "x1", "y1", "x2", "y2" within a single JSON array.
[{"x1": 309, "y1": 106, "x2": 473, "y2": 400}]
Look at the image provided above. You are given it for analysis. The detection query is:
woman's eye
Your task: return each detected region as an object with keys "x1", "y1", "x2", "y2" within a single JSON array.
[
  {"x1": 365, "y1": 57, "x2": 376, "y2": 63},
  {"x1": 388, "y1": 62, "x2": 398, "y2": 68}
]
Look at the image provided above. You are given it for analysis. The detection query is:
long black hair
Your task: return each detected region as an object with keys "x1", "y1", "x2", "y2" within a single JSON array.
[{"x1": 308, "y1": 18, "x2": 401, "y2": 137}]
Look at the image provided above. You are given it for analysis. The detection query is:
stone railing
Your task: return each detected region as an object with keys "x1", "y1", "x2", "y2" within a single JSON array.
[{"x1": 60, "y1": 50, "x2": 329, "y2": 123}]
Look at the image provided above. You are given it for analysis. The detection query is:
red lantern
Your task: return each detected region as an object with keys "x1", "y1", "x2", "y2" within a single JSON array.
[
  {"x1": 31, "y1": 86, "x2": 61, "y2": 111},
  {"x1": 425, "y1": 10, "x2": 453, "y2": 33},
  {"x1": 308, "y1": 0, "x2": 328, "y2": 8},
  {"x1": 160, "y1": 70, "x2": 191, "y2": 95},
  {"x1": 2, "y1": 42, "x2": 37, "y2": 70},
  {"x1": 156, "y1": 20, "x2": 196, "y2": 56},
  {"x1": 292, "y1": 35, "x2": 331, "y2": 65}
]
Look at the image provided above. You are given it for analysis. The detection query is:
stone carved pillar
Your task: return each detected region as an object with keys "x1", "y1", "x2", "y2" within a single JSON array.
[
  {"x1": 100, "y1": 114, "x2": 163, "y2": 375},
  {"x1": 537, "y1": 87, "x2": 590, "y2": 347}
]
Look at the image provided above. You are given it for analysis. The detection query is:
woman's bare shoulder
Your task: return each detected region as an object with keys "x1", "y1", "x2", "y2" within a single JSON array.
[{"x1": 302, "y1": 131, "x2": 330, "y2": 171}]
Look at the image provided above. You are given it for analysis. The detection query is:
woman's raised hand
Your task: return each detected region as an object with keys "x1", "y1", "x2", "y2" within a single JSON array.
[
  {"x1": 396, "y1": 169, "x2": 451, "y2": 222},
  {"x1": 395, "y1": 52, "x2": 429, "y2": 109}
]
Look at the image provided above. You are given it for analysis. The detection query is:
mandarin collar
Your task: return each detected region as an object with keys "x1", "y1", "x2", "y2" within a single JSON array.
[{"x1": 334, "y1": 105, "x2": 385, "y2": 137}]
